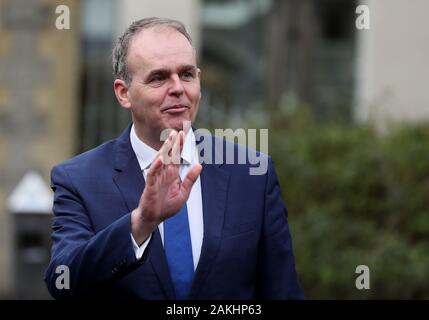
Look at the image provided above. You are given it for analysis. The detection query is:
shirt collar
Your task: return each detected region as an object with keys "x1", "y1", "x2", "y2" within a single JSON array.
[{"x1": 130, "y1": 124, "x2": 197, "y2": 171}]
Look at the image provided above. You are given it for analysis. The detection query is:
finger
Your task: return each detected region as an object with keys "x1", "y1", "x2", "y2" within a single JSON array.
[
  {"x1": 179, "y1": 130, "x2": 185, "y2": 154},
  {"x1": 172, "y1": 130, "x2": 181, "y2": 165},
  {"x1": 161, "y1": 130, "x2": 176, "y2": 152},
  {"x1": 146, "y1": 155, "x2": 163, "y2": 186},
  {"x1": 159, "y1": 131, "x2": 176, "y2": 165},
  {"x1": 181, "y1": 163, "x2": 202, "y2": 193},
  {"x1": 167, "y1": 162, "x2": 180, "y2": 183}
]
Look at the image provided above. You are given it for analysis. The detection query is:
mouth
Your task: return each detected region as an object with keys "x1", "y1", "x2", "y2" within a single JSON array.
[{"x1": 162, "y1": 104, "x2": 190, "y2": 114}]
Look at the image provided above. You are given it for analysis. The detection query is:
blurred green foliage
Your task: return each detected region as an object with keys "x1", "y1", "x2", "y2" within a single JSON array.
[{"x1": 269, "y1": 107, "x2": 429, "y2": 299}]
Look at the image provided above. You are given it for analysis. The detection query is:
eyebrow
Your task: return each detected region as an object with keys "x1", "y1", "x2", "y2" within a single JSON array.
[{"x1": 145, "y1": 65, "x2": 197, "y2": 79}]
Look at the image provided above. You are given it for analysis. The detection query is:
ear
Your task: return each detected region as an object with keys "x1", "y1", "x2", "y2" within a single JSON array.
[
  {"x1": 197, "y1": 68, "x2": 202, "y2": 99},
  {"x1": 113, "y1": 79, "x2": 132, "y2": 109}
]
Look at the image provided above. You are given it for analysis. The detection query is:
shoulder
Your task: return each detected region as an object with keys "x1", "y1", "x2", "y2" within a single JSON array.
[
  {"x1": 52, "y1": 124, "x2": 133, "y2": 179},
  {"x1": 195, "y1": 129, "x2": 272, "y2": 177},
  {"x1": 50, "y1": 138, "x2": 128, "y2": 194},
  {"x1": 201, "y1": 131, "x2": 271, "y2": 166},
  {"x1": 52, "y1": 139, "x2": 117, "y2": 176}
]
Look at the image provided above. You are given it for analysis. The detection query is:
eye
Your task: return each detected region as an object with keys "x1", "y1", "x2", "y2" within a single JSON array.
[
  {"x1": 150, "y1": 74, "x2": 166, "y2": 83},
  {"x1": 181, "y1": 71, "x2": 195, "y2": 81},
  {"x1": 145, "y1": 72, "x2": 168, "y2": 87}
]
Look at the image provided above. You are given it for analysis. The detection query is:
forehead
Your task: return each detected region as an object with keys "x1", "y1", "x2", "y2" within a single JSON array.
[{"x1": 127, "y1": 27, "x2": 196, "y2": 73}]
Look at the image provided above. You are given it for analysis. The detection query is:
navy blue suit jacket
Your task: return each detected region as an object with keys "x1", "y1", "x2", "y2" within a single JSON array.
[{"x1": 45, "y1": 124, "x2": 303, "y2": 299}]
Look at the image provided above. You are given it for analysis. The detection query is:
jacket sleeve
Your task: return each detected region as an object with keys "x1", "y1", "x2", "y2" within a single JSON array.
[
  {"x1": 256, "y1": 157, "x2": 304, "y2": 299},
  {"x1": 44, "y1": 164, "x2": 140, "y2": 299}
]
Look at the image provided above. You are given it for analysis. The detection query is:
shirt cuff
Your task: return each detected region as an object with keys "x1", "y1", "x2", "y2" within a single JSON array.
[{"x1": 130, "y1": 233, "x2": 152, "y2": 260}]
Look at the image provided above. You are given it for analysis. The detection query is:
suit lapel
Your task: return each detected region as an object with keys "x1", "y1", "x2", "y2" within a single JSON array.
[
  {"x1": 111, "y1": 124, "x2": 175, "y2": 299},
  {"x1": 149, "y1": 229, "x2": 176, "y2": 299},
  {"x1": 189, "y1": 161, "x2": 230, "y2": 299},
  {"x1": 112, "y1": 159, "x2": 143, "y2": 213}
]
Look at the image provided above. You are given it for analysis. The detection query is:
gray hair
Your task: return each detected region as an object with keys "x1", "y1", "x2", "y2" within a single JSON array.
[{"x1": 112, "y1": 17, "x2": 193, "y2": 86}]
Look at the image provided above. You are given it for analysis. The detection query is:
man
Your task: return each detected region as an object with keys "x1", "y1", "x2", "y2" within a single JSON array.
[{"x1": 45, "y1": 17, "x2": 303, "y2": 299}]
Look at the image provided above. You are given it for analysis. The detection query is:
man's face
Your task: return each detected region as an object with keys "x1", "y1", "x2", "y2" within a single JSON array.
[{"x1": 125, "y1": 27, "x2": 201, "y2": 145}]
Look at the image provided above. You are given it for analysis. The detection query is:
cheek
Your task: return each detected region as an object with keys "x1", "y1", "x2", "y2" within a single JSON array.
[
  {"x1": 131, "y1": 88, "x2": 166, "y2": 111},
  {"x1": 143, "y1": 88, "x2": 165, "y2": 104},
  {"x1": 186, "y1": 84, "x2": 201, "y2": 104}
]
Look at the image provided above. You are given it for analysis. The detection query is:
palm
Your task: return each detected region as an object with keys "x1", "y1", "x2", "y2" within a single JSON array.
[
  {"x1": 150, "y1": 165, "x2": 184, "y2": 218},
  {"x1": 139, "y1": 131, "x2": 201, "y2": 223}
]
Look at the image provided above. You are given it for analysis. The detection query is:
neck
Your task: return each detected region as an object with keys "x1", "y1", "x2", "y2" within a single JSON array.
[
  {"x1": 133, "y1": 123, "x2": 191, "y2": 151},
  {"x1": 134, "y1": 125, "x2": 163, "y2": 151}
]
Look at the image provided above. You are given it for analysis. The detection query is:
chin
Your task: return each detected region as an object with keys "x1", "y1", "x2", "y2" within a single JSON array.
[{"x1": 168, "y1": 117, "x2": 191, "y2": 131}]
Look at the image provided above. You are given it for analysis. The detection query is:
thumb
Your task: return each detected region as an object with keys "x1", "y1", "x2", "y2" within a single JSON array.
[{"x1": 181, "y1": 163, "x2": 202, "y2": 194}]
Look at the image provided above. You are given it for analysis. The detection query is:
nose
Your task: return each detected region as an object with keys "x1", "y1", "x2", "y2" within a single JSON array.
[{"x1": 168, "y1": 74, "x2": 184, "y2": 97}]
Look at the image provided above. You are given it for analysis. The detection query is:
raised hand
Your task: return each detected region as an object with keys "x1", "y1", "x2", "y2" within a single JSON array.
[{"x1": 131, "y1": 130, "x2": 202, "y2": 245}]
